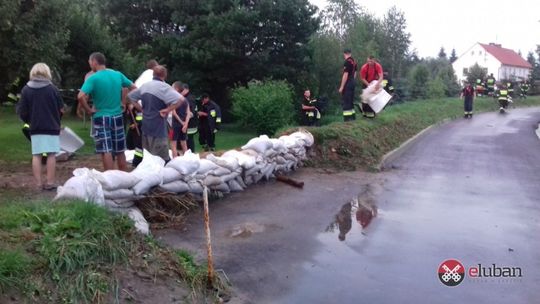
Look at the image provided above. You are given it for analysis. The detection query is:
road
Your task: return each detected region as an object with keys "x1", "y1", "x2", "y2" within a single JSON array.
[{"x1": 156, "y1": 107, "x2": 540, "y2": 304}]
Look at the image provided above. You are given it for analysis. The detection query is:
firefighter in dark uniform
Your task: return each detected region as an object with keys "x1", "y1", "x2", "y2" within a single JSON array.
[
  {"x1": 125, "y1": 104, "x2": 143, "y2": 167},
  {"x1": 179, "y1": 83, "x2": 199, "y2": 152},
  {"x1": 338, "y1": 49, "x2": 357, "y2": 121},
  {"x1": 496, "y1": 84, "x2": 510, "y2": 113},
  {"x1": 301, "y1": 89, "x2": 321, "y2": 126},
  {"x1": 486, "y1": 73, "x2": 496, "y2": 96},
  {"x1": 519, "y1": 80, "x2": 530, "y2": 99},
  {"x1": 198, "y1": 93, "x2": 221, "y2": 151}
]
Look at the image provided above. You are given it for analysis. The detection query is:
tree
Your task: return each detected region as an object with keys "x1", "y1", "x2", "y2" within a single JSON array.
[
  {"x1": 379, "y1": 6, "x2": 411, "y2": 78},
  {"x1": 426, "y1": 77, "x2": 446, "y2": 99},
  {"x1": 408, "y1": 64, "x2": 429, "y2": 99},
  {"x1": 438, "y1": 47, "x2": 447, "y2": 60},
  {"x1": 449, "y1": 48, "x2": 458, "y2": 63},
  {"x1": 321, "y1": 0, "x2": 361, "y2": 40},
  {"x1": 466, "y1": 63, "x2": 487, "y2": 84}
]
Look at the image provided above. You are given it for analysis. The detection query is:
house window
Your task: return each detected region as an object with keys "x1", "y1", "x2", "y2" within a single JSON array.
[
  {"x1": 471, "y1": 51, "x2": 475, "y2": 55},
  {"x1": 463, "y1": 68, "x2": 468, "y2": 76}
]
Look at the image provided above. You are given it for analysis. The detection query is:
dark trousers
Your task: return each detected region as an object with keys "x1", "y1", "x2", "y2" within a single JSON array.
[
  {"x1": 187, "y1": 133, "x2": 196, "y2": 152},
  {"x1": 498, "y1": 99, "x2": 508, "y2": 108},
  {"x1": 342, "y1": 81, "x2": 356, "y2": 121},
  {"x1": 199, "y1": 122, "x2": 215, "y2": 149},
  {"x1": 464, "y1": 98, "x2": 473, "y2": 113},
  {"x1": 126, "y1": 127, "x2": 143, "y2": 167}
]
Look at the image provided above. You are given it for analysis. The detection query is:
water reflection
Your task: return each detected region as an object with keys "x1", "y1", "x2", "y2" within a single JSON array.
[{"x1": 326, "y1": 194, "x2": 377, "y2": 241}]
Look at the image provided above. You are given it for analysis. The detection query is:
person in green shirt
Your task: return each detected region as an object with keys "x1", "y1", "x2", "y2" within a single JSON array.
[{"x1": 78, "y1": 52, "x2": 136, "y2": 171}]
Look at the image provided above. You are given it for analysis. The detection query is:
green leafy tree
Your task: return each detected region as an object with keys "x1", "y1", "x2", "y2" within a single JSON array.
[
  {"x1": 321, "y1": 0, "x2": 361, "y2": 40},
  {"x1": 379, "y1": 6, "x2": 411, "y2": 78},
  {"x1": 232, "y1": 80, "x2": 294, "y2": 135},
  {"x1": 408, "y1": 64, "x2": 429, "y2": 99},
  {"x1": 466, "y1": 63, "x2": 487, "y2": 84},
  {"x1": 426, "y1": 77, "x2": 446, "y2": 99}
]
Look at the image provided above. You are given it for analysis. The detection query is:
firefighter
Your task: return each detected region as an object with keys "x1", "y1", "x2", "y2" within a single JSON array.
[
  {"x1": 180, "y1": 83, "x2": 198, "y2": 152},
  {"x1": 338, "y1": 49, "x2": 358, "y2": 121},
  {"x1": 125, "y1": 104, "x2": 143, "y2": 167},
  {"x1": 460, "y1": 81, "x2": 475, "y2": 118},
  {"x1": 301, "y1": 89, "x2": 321, "y2": 126},
  {"x1": 475, "y1": 78, "x2": 485, "y2": 97},
  {"x1": 506, "y1": 80, "x2": 514, "y2": 98},
  {"x1": 496, "y1": 84, "x2": 510, "y2": 113},
  {"x1": 486, "y1": 73, "x2": 496, "y2": 96},
  {"x1": 519, "y1": 80, "x2": 530, "y2": 99},
  {"x1": 198, "y1": 94, "x2": 221, "y2": 152}
]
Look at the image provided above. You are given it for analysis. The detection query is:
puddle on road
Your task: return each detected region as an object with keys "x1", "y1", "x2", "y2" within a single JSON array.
[
  {"x1": 227, "y1": 222, "x2": 282, "y2": 238},
  {"x1": 326, "y1": 185, "x2": 378, "y2": 242}
]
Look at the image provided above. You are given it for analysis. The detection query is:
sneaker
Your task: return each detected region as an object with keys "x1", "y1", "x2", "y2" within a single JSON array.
[{"x1": 42, "y1": 184, "x2": 57, "y2": 191}]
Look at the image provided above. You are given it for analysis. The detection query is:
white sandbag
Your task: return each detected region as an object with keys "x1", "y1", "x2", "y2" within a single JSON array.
[
  {"x1": 188, "y1": 181, "x2": 204, "y2": 194},
  {"x1": 290, "y1": 130, "x2": 314, "y2": 147},
  {"x1": 104, "y1": 198, "x2": 134, "y2": 208},
  {"x1": 210, "y1": 166, "x2": 231, "y2": 176},
  {"x1": 128, "y1": 207, "x2": 150, "y2": 235},
  {"x1": 211, "y1": 182, "x2": 230, "y2": 193},
  {"x1": 160, "y1": 180, "x2": 190, "y2": 193},
  {"x1": 228, "y1": 180, "x2": 244, "y2": 192},
  {"x1": 103, "y1": 188, "x2": 135, "y2": 200},
  {"x1": 192, "y1": 174, "x2": 206, "y2": 181},
  {"x1": 54, "y1": 168, "x2": 105, "y2": 205},
  {"x1": 279, "y1": 135, "x2": 303, "y2": 149},
  {"x1": 235, "y1": 176, "x2": 247, "y2": 189},
  {"x1": 262, "y1": 163, "x2": 276, "y2": 180},
  {"x1": 244, "y1": 175, "x2": 254, "y2": 186},
  {"x1": 203, "y1": 175, "x2": 222, "y2": 187},
  {"x1": 162, "y1": 167, "x2": 182, "y2": 184},
  {"x1": 131, "y1": 150, "x2": 165, "y2": 195},
  {"x1": 206, "y1": 154, "x2": 240, "y2": 171},
  {"x1": 245, "y1": 163, "x2": 264, "y2": 176},
  {"x1": 166, "y1": 150, "x2": 200, "y2": 175},
  {"x1": 91, "y1": 169, "x2": 141, "y2": 191},
  {"x1": 264, "y1": 149, "x2": 277, "y2": 158},
  {"x1": 241, "y1": 135, "x2": 273, "y2": 154},
  {"x1": 253, "y1": 172, "x2": 264, "y2": 184},
  {"x1": 222, "y1": 150, "x2": 256, "y2": 169},
  {"x1": 197, "y1": 159, "x2": 220, "y2": 175},
  {"x1": 220, "y1": 172, "x2": 239, "y2": 183},
  {"x1": 275, "y1": 156, "x2": 287, "y2": 165},
  {"x1": 270, "y1": 138, "x2": 287, "y2": 153}
]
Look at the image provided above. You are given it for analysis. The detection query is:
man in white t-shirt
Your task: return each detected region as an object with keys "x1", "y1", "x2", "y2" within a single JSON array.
[{"x1": 135, "y1": 59, "x2": 158, "y2": 88}]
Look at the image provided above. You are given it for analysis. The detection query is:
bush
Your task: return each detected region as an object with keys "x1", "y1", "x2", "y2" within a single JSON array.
[
  {"x1": 427, "y1": 77, "x2": 446, "y2": 99},
  {"x1": 232, "y1": 80, "x2": 294, "y2": 135},
  {"x1": 408, "y1": 64, "x2": 429, "y2": 99}
]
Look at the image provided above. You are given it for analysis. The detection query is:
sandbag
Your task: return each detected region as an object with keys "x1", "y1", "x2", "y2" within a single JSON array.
[
  {"x1": 103, "y1": 188, "x2": 135, "y2": 200},
  {"x1": 241, "y1": 135, "x2": 273, "y2": 154},
  {"x1": 197, "y1": 159, "x2": 220, "y2": 175},
  {"x1": 166, "y1": 150, "x2": 200, "y2": 175},
  {"x1": 210, "y1": 166, "x2": 232, "y2": 176},
  {"x1": 131, "y1": 150, "x2": 165, "y2": 195},
  {"x1": 220, "y1": 172, "x2": 239, "y2": 183},
  {"x1": 290, "y1": 130, "x2": 315, "y2": 147},
  {"x1": 104, "y1": 198, "x2": 134, "y2": 208},
  {"x1": 227, "y1": 180, "x2": 243, "y2": 192},
  {"x1": 203, "y1": 175, "x2": 222, "y2": 187},
  {"x1": 206, "y1": 154, "x2": 240, "y2": 171},
  {"x1": 222, "y1": 150, "x2": 256, "y2": 169},
  {"x1": 128, "y1": 207, "x2": 150, "y2": 235},
  {"x1": 211, "y1": 182, "x2": 230, "y2": 193},
  {"x1": 92, "y1": 169, "x2": 141, "y2": 190},
  {"x1": 162, "y1": 167, "x2": 182, "y2": 184},
  {"x1": 235, "y1": 176, "x2": 247, "y2": 189},
  {"x1": 160, "y1": 180, "x2": 190, "y2": 193},
  {"x1": 54, "y1": 168, "x2": 105, "y2": 205},
  {"x1": 188, "y1": 181, "x2": 204, "y2": 194},
  {"x1": 270, "y1": 138, "x2": 287, "y2": 153}
]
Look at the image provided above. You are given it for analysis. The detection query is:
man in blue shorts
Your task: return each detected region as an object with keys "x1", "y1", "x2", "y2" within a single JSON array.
[{"x1": 78, "y1": 52, "x2": 136, "y2": 171}]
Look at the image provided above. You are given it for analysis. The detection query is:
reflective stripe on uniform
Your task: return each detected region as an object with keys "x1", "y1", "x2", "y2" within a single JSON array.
[
  {"x1": 210, "y1": 110, "x2": 217, "y2": 117},
  {"x1": 307, "y1": 112, "x2": 315, "y2": 117},
  {"x1": 134, "y1": 148, "x2": 143, "y2": 157},
  {"x1": 135, "y1": 114, "x2": 143, "y2": 121},
  {"x1": 216, "y1": 117, "x2": 222, "y2": 123},
  {"x1": 187, "y1": 127, "x2": 198, "y2": 135},
  {"x1": 343, "y1": 110, "x2": 355, "y2": 116},
  {"x1": 23, "y1": 123, "x2": 30, "y2": 128}
]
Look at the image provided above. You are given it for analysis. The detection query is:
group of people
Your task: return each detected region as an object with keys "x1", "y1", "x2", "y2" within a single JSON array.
[
  {"x1": 302, "y1": 49, "x2": 394, "y2": 125},
  {"x1": 461, "y1": 74, "x2": 532, "y2": 117},
  {"x1": 17, "y1": 53, "x2": 223, "y2": 189}
]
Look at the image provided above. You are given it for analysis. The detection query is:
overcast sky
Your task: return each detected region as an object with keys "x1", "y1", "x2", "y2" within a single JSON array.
[{"x1": 309, "y1": 0, "x2": 540, "y2": 59}]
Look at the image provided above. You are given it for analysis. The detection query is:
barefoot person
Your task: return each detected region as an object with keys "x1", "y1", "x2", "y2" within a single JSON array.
[
  {"x1": 17, "y1": 63, "x2": 64, "y2": 190},
  {"x1": 78, "y1": 52, "x2": 136, "y2": 171}
]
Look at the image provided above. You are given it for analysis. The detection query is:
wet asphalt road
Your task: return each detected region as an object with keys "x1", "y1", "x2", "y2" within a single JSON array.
[{"x1": 157, "y1": 107, "x2": 540, "y2": 304}]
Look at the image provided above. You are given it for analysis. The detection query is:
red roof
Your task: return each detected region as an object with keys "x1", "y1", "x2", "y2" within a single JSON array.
[{"x1": 479, "y1": 43, "x2": 532, "y2": 69}]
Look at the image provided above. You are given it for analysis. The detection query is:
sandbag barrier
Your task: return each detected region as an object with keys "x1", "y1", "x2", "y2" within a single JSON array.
[{"x1": 54, "y1": 130, "x2": 314, "y2": 234}]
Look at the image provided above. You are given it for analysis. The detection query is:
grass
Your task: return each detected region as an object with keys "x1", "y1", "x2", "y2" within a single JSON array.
[
  {"x1": 289, "y1": 96, "x2": 540, "y2": 171},
  {"x1": 0, "y1": 105, "x2": 255, "y2": 164},
  {"x1": 0, "y1": 198, "x2": 219, "y2": 303}
]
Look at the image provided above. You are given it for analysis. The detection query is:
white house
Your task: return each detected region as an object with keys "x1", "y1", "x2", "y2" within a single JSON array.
[{"x1": 452, "y1": 42, "x2": 532, "y2": 83}]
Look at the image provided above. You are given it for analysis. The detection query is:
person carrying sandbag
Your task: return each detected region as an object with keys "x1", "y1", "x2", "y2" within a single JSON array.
[{"x1": 359, "y1": 55, "x2": 384, "y2": 118}]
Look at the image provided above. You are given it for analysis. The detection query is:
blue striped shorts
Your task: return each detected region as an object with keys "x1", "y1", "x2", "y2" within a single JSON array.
[{"x1": 92, "y1": 114, "x2": 126, "y2": 154}]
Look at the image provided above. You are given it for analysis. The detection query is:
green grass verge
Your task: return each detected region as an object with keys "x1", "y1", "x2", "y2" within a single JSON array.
[
  {"x1": 0, "y1": 105, "x2": 255, "y2": 164},
  {"x1": 0, "y1": 199, "x2": 217, "y2": 303},
  {"x1": 293, "y1": 96, "x2": 540, "y2": 171}
]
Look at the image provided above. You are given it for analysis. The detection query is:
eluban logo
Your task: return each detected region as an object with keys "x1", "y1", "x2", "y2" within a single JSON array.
[
  {"x1": 438, "y1": 259, "x2": 465, "y2": 287},
  {"x1": 438, "y1": 260, "x2": 523, "y2": 286}
]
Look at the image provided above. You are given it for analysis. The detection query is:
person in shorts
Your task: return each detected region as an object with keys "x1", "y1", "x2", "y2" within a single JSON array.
[
  {"x1": 78, "y1": 52, "x2": 136, "y2": 171},
  {"x1": 170, "y1": 81, "x2": 191, "y2": 157},
  {"x1": 127, "y1": 66, "x2": 185, "y2": 161}
]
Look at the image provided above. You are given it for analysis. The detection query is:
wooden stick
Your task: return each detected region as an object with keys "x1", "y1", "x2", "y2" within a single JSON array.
[
  {"x1": 276, "y1": 175, "x2": 304, "y2": 188},
  {"x1": 203, "y1": 186, "x2": 214, "y2": 287}
]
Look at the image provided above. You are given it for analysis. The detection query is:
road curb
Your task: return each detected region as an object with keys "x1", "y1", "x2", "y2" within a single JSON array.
[
  {"x1": 377, "y1": 118, "x2": 451, "y2": 171},
  {"x1": 536, "y1": 123, "x2": 540, "y2": 140}
]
